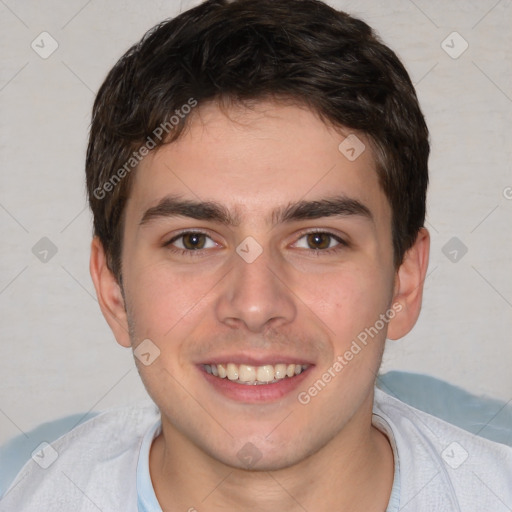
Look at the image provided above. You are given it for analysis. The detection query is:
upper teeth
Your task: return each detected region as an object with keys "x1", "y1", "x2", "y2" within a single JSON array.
[{"x1": 204, "y1": 363, "x2": 308, "y2": 385}]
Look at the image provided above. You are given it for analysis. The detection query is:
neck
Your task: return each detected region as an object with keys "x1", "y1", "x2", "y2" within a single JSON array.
[{"x1": 149, "y1": 392, "x2": 394, "y2": 512}]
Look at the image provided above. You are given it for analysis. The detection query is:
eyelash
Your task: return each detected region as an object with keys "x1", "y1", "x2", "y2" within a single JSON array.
[{"x1": 163, "y1": 230, "x2": 348, "y2": 257}]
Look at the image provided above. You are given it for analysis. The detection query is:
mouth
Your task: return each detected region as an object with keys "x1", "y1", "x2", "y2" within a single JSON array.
[
  {"x1": 202, "y1": 362, "x2": 309, "y2": 385},
  {"x1": 198, "y1": 360, "x2": 313, "y2": 403}
]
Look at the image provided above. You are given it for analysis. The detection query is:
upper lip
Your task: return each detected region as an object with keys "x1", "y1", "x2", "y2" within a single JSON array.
[{"x1": 198, "y1": 353, "x2": 315, "y2": 367}]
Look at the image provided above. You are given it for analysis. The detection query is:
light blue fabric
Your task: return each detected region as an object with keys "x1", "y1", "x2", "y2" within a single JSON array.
[
  {"x1": 386, "y1": 465, "x2": 401, "y2": 512},
  {"x1": 386, "y1": 466, "x2": 400, "y2": 512},
  {"x1": 376, "y1": 371, "x2": 512, "y2": 447},
  {"x1": 137, "y1": 419, "x2": 162, "y2": 512},
  {"x1": 384, "y1": 427, "x2": 401, "y2": 512},
  {"x1": 0, "y1": 412, "x2": 97, "y2": 498},
  {"x1": 2, "y1": 372, "x2": 511, "y2": 500}
]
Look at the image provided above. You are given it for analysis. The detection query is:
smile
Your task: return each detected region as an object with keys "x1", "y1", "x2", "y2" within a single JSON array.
[{"x1": 203, "y1": 363, "x2": 309, "y2": 385}]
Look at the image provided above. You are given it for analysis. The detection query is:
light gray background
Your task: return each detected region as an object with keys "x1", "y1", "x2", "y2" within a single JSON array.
[{"x1": 0, "y1": 0, "x2": 511, "y2": 447}]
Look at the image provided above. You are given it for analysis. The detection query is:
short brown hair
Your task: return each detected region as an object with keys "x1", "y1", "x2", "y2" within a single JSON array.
[{"x1": 86, "y1": 0, "x2": 429, "y2": 282}]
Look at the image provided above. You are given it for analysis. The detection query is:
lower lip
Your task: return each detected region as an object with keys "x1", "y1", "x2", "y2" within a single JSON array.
[{"x1": 199, "y1": 366, "x2": 313, "y2": 403}]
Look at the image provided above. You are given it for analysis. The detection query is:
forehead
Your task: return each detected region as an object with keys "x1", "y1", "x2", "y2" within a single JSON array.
[{"x1": 125, "y1": 100, "x2": 390, "y2": 226}]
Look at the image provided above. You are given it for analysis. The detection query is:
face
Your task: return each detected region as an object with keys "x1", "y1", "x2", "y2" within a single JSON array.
[{"x1": 97, "y1": 101, "x2": 414, "y2": 471}]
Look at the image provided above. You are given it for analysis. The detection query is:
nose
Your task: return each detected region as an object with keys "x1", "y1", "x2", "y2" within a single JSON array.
[{"x1": 214, "y1": 248, "x2": 297, "y2": 333}]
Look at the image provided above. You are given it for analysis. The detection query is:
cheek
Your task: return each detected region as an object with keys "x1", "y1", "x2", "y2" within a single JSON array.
[
  {"x1": 124, "y1": 259, "x2": 218, "y2": 341},
  {"x1": 297, "y1": 264, "x2": 391, "y2": 346},
  {"x1": 304, "y1": 266, "x2": 389, "y2": 314}
]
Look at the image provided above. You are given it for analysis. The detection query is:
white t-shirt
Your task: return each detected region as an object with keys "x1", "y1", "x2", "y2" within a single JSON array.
[{"x1": 1, "y1": 388, "x2": 511, "y2": 512}]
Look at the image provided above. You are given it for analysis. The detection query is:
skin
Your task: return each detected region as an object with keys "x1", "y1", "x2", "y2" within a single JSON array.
[{"x1": 90, "y1": 100, "x2": 430, "y2": 511}]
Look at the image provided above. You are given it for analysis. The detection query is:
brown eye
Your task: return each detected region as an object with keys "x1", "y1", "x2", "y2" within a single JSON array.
[
  {"x1": 168, "y1": 232, "x2": 216, "y2": 251},
  {"x1": 181, "y1": 233, "x2": 207, "y2": 250},
  {"x1": 306, "y1": 233, "x2": 332, "y2": 250},
  {"x1": 293, "y1": 232, "x2": 346, "y2": 252}
]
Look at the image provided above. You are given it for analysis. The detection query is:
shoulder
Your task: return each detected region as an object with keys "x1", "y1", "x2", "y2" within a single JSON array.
[
  {"x1": 374, "y1": 388, "x2": 512, "y2": 511},
  {"x1": 0, "y1": 402, "x2": 159, "y2": 512}
]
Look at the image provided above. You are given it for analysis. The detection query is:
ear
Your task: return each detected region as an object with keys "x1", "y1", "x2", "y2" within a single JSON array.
[
  {"x1": 89, "y1": 237, "x2": 131, "y2": 348},
  {"x1": 387, "y1": 228, "x2": 430, "y2": 340}
]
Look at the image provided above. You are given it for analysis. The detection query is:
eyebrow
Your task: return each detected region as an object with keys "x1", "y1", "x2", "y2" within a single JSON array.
[
  {"x1": 140, "y1": 195, "x2": 239, "y2": 226},
  {"x1": 275, "y1": 197, "x2": 373, "y2": 224},
  {"x1": 139, "y1": 194, "x2": 374, "y2": 227}
]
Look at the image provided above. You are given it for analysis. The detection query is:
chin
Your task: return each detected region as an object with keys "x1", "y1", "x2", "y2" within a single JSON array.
[{"x1": 201, "y1": 432, "x2": 316, "y2": 472}]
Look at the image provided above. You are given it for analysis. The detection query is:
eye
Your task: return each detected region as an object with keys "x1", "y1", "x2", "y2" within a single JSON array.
[
  {"x1": 167, "y1": 232, "x2": 217, "y2": 251},
  {"x1": 294, "y1": 232, "x2": 345, "y2": 251}
]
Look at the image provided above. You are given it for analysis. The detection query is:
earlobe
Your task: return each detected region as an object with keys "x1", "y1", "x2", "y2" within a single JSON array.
[
  {"x1": 89, "y1": 237, "x2": 131, "y2": 348},
  {"x1": 387, "y1": 228, "x2": 430, "y2": 341}
]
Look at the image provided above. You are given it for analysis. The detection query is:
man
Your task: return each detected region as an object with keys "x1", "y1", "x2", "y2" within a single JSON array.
[{"x1": 1, "y1": 0, "x2": 510, "y2": 510}]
